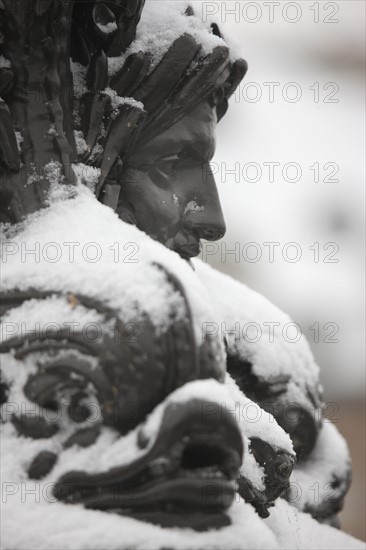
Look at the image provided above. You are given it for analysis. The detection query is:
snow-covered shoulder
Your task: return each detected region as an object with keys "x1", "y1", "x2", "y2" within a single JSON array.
[{"x1": 194, "y1": 259, "x2": 320, "y2": 394}]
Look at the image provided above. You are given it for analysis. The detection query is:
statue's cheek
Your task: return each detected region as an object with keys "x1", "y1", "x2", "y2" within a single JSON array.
[{"x1": 120, "y1": 170, "x2": 181, "y2": 230}]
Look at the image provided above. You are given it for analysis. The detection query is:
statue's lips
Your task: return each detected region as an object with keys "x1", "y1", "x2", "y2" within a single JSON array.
[{"x1": 54, "y1": 398, "x2": 243, "y2": 530}]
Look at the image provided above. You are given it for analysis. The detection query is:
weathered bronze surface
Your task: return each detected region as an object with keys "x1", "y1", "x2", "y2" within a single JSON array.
[{"x1": 0, "y1": 0, "x2": 349, "y2": 533}]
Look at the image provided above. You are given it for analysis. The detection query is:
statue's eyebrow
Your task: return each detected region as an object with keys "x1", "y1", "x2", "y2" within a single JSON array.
[
  {"x1": 149, "y1": 132, "x2": 214, "y2": 161},
  {"x1": 182, "y1": 138, "x2": 216, "y2": 161}
]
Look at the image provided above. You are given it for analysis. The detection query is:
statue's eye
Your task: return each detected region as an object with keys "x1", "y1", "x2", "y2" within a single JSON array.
[
  {"x1": 159, "y1": 154, "x2": 180, "y2": 164},
  {"x1": 143, "y1": 155, "x2": 180, "y2": 188}
]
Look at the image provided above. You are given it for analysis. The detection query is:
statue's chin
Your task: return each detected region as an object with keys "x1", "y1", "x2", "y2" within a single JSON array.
[
  {"x1": 175, "y1": 242, "x2": 201, "y2": 260},
  {"x1": 171, "y1": 233, "x2": 201, "y2": 260}
]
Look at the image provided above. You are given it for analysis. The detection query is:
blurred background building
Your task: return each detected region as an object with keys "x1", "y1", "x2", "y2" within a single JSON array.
[{"x1": 198, "y1": 0, "x2": 365, "y2": 539}]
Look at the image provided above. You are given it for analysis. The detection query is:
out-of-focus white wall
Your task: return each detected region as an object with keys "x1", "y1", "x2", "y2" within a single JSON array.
[{"x1": 199, "y1": 1, "x2": 365, "y2": 398}]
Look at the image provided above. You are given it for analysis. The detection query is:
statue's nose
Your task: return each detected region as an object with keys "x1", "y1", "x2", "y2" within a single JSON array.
[
  {"x1": 184, "y1": 170, "x2": 226, "y2": 241},
  {"x1": 194, "y1": 217, "x2": 226, "y2": 241}
]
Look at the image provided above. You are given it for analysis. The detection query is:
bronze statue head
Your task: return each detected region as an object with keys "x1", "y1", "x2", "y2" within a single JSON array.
[
  {"x1": 117, "y1": 100, "x2": 225, "y2": 259},
  {"x1": 0, "y1": 0, "x2": 247, "y2": 260}
]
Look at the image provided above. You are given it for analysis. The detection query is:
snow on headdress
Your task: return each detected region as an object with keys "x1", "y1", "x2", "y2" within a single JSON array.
[{"x1": 0, "y1": 0, "x2": 247, "y2": 222}]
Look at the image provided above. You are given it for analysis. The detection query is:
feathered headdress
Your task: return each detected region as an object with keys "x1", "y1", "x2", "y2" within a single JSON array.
[{"x1": 0, "y1": 0, "x2": 247, "y2": 222}]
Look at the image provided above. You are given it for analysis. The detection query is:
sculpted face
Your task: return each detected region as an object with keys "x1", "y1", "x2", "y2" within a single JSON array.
[{"x1": 118, "y1": 103, "x2": 226, "y2": 259}]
